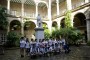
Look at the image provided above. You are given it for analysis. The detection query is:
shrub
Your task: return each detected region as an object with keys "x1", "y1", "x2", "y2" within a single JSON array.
[
  {"x1": 5, "y1": 31, "x2": 21, "y2": 47},
  {"x1": 44, "y1": 29, "x2": 51, "y2": 40},
  {"x1": 51, "y1": 27, "x2": 83, "y2": 45}
]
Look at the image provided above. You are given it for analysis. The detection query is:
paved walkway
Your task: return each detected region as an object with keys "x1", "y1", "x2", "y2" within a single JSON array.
[{"x1": 0, "y1": 45, "x2": 90, "y2": 60}]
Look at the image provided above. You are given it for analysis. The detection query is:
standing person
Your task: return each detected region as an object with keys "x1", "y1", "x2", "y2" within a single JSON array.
[
  {"x1": 20, "y1": 37, "x2": 26, "y2": 57},
  {"x1": 61, "y1": 37, "x2": 71, "y2": 53},
  {"x1": 62, "y1": 37, "x2": 66, "y2": 46},
  {"x1": 25, "y1": 38, "x2": 30, "y2": 56}
]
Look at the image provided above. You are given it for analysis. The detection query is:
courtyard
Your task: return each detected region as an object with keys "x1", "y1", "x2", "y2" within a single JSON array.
[{"x1": 0, "y1": 45, "x2": 90, "y2": 60}]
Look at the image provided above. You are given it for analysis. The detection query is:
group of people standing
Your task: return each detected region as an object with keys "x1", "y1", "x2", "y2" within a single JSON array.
[{"x1": 20, "y1": 37, "x2": 70, "y2": 58}]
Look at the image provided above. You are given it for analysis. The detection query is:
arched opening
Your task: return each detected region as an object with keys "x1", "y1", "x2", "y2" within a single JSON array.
[
  {"x1": 73, "y1": 13, "x2": 87, "y2": 42},
  {"x1": 52, "y1": 21, "x2": 57, "y2": 30},
  {"x1": 10, "y1": 20, "x2": 21, "y2": 33},
  {"x1": 38, "y1": 2, "x2": 47, "y2": 18},
  {"x1": 60, "y1": 18, "x2": 65, "y2": 28},
  {"x1": 25, "y1": 0, "x2": 36, "y2": 17},
  {"x1": 73, "y1": 13, "x2": 86, "y2": 28},
  {"x1": 24, "y1": 21, "x2": 36, "y2": 40}
]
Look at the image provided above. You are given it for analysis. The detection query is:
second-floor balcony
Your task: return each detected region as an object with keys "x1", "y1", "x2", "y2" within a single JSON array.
[
  {"x1": 8, "y1": 10, "x2": 35, "y2": 18},
  {"x1": 7, "y1": 10, "x2": 49, "y2": 21}
]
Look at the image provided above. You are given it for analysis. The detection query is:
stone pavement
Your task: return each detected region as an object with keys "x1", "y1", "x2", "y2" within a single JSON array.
[{"x1": 0, "y1": 45, "x2": 90, "y2": 60}]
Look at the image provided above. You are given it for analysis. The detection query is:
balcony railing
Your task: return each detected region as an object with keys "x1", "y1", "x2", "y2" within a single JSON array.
[{"x1": 7, "y1": 10, "x2": 48, "y2": 20}]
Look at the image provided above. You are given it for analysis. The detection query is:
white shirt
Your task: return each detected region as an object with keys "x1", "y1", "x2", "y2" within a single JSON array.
[
  {"x1": 20, "y1": 40, "x2": 26, "y2": 48},
  {"x1": 62, "y1": 39, "x2": 66, "y2": 45},
  {"x1": 25, "y1": 42, "x2": 30, "y2": 48}
]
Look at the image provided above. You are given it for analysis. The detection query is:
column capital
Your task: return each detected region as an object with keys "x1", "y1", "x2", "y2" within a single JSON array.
[
  {"x1": 56, "y1": 0, "x2": 59, "y2": 3},
  {"x1": 36, "y1": 2, "x2": 38, "y2": 6},
  {"x1": 85, "y1": 0, "x2": 89, "y2": 3}
]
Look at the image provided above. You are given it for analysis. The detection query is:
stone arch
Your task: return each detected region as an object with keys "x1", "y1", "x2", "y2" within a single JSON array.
[
  {"x1": 24, "y1": 21, "x2": 36, "y2": 40},
  {"x1": 38, "y1": 2, "x2": 48, "y2": 18},
  {"x1": 10, "y1": 20, "x2": 21, "y2": 31},
  {"x1": 52, "y1": 21, "x2": 58, "y2": 29},
  {"x1": 73, "y1": 12, "x2": 87, "y2": 41},
  {"x1": 73, "y1": 12, "x2": 86, "y2": 28},
  {"x1": 38, "y1": 1, "x2": 48, "y2": 7},
  {"x1": 60, "y1": 18, "x2": 65, "y2": 28},
  {"x1": 24, "y1": 21, "x2": 36, "y2": 30},
  {"x1": 25, "y1": 0, "x2": 36, "y2": 17},
  {"x1": 42, "y1": 22, "x2": 48, "y2": 29}
]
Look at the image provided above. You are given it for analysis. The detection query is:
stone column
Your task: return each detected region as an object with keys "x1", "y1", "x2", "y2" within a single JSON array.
[
  {"x1": 7, "y1": 22, "x2": 10, "y2": 34},
  {"x1": 36, "y1": 3, "x2": 38, "y2": 17},
  {"x1": 71, "y1": 14, "x2": 74, "y2": 27},
  {"x1": 66, "y1": 0, "x2": 72, "y2": 10},
  {"x1": 86, "y1": 11, "x2": 90, "y2": 41},
  {"x1": 21, "y1": 3, "x2": 24, "y2": 17},
  {"x1": 47, "y1": 21, "x2": 52, "y2": 32},
  {"x1": 21, "y1": 2, "x2": 24, "y2": 36},
  {"x1": 7, "y1": 0, "x2": 11, "y2": 14},
  {"x1": 86, "y1": 19, "x2": 90, "y2": 41},
  {"x1": 48, "y1": 0, "x2": 51, "y2": 21},
  {"x1": 85, "y1": 0, "x2": 89, "y2": 3},
  {"x1": 57, "y1": 19, "x2": 60, "y2": 29},
  {"x1": 56, "y1": 0, "x2": 60, "y2": 16},
  {"x1": 48, "y1": 0, "x2": 52, "y2": 32}
]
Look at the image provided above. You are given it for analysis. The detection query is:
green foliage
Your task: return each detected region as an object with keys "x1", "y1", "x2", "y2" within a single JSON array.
[
  {"x1": 65, "y1": 10, "x2": 72, "y2": 28},
  {"x1": 52, "y1": 29, "x2": 61, "y2": 39},
  {"x1": 44, "y1": 29, "x2": 51, "y2": 40},
  {"x1": 5, "y1": 32, "x2": 21, "y2": 47},
  {"x1": 43, "y1": 23, "x2": 48, "y2": 29},
  {"x1": 67, "y1": 29, "x2": 83, "y2": 44},
  {"x1": 0, "y1": 5, "x2": 8, "y2": 30},
  {"x1": 51, "y1": 27, "x2": 83, "y2": 45}
]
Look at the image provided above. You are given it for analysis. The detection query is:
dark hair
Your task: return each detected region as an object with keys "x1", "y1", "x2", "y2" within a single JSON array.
[
  {"x1": 20, "y1": 37, "x2": 24, "y2": 40},
  {"x1": 31, "y1": 39, "x2": 33, "y2": 41},
  {"x1": 35, "y1": 39, "x2": 37, "y2": 41},
  {"x1": 26, "y1": 38, "x2": 29, "y2": 42}
]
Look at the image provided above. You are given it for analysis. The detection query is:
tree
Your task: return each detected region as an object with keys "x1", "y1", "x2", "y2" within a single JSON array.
[
  {"x1": 0, "y1": 5, "x2": 8, "y2": 30},
  {"x1": 5, "y1": 31, "x2": 21, "y2": 47}
]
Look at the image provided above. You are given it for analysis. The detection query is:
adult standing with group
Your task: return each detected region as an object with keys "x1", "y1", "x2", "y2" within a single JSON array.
[{"x1": 20, "y1": 37, "x2": 26, "y2": 57}]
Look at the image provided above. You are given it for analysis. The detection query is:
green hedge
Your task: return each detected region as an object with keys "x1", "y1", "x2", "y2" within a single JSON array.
[{"x1": 4, "y1": 31, "x2": 21, "y2": 47}]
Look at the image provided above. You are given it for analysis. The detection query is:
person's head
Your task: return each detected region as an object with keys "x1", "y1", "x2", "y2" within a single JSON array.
[
  {"x1": 20, "y1": 37, "x2": 24, "y2": 40},
  {"x1": 35, "y1": 39, "x2": 37, "y2": 42},
  {"x1": 38, "y1": 14, "x2": 40, "y2": 16},
  {"x1": 26, "y1": 38, "x2": 29, "y2": 42},
  {"x1": 39, "y1": 39, "x2": 42, "y2": 42},
  {"x1": 31, "y1": 38, "x2": 33, "y2": 41}
]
